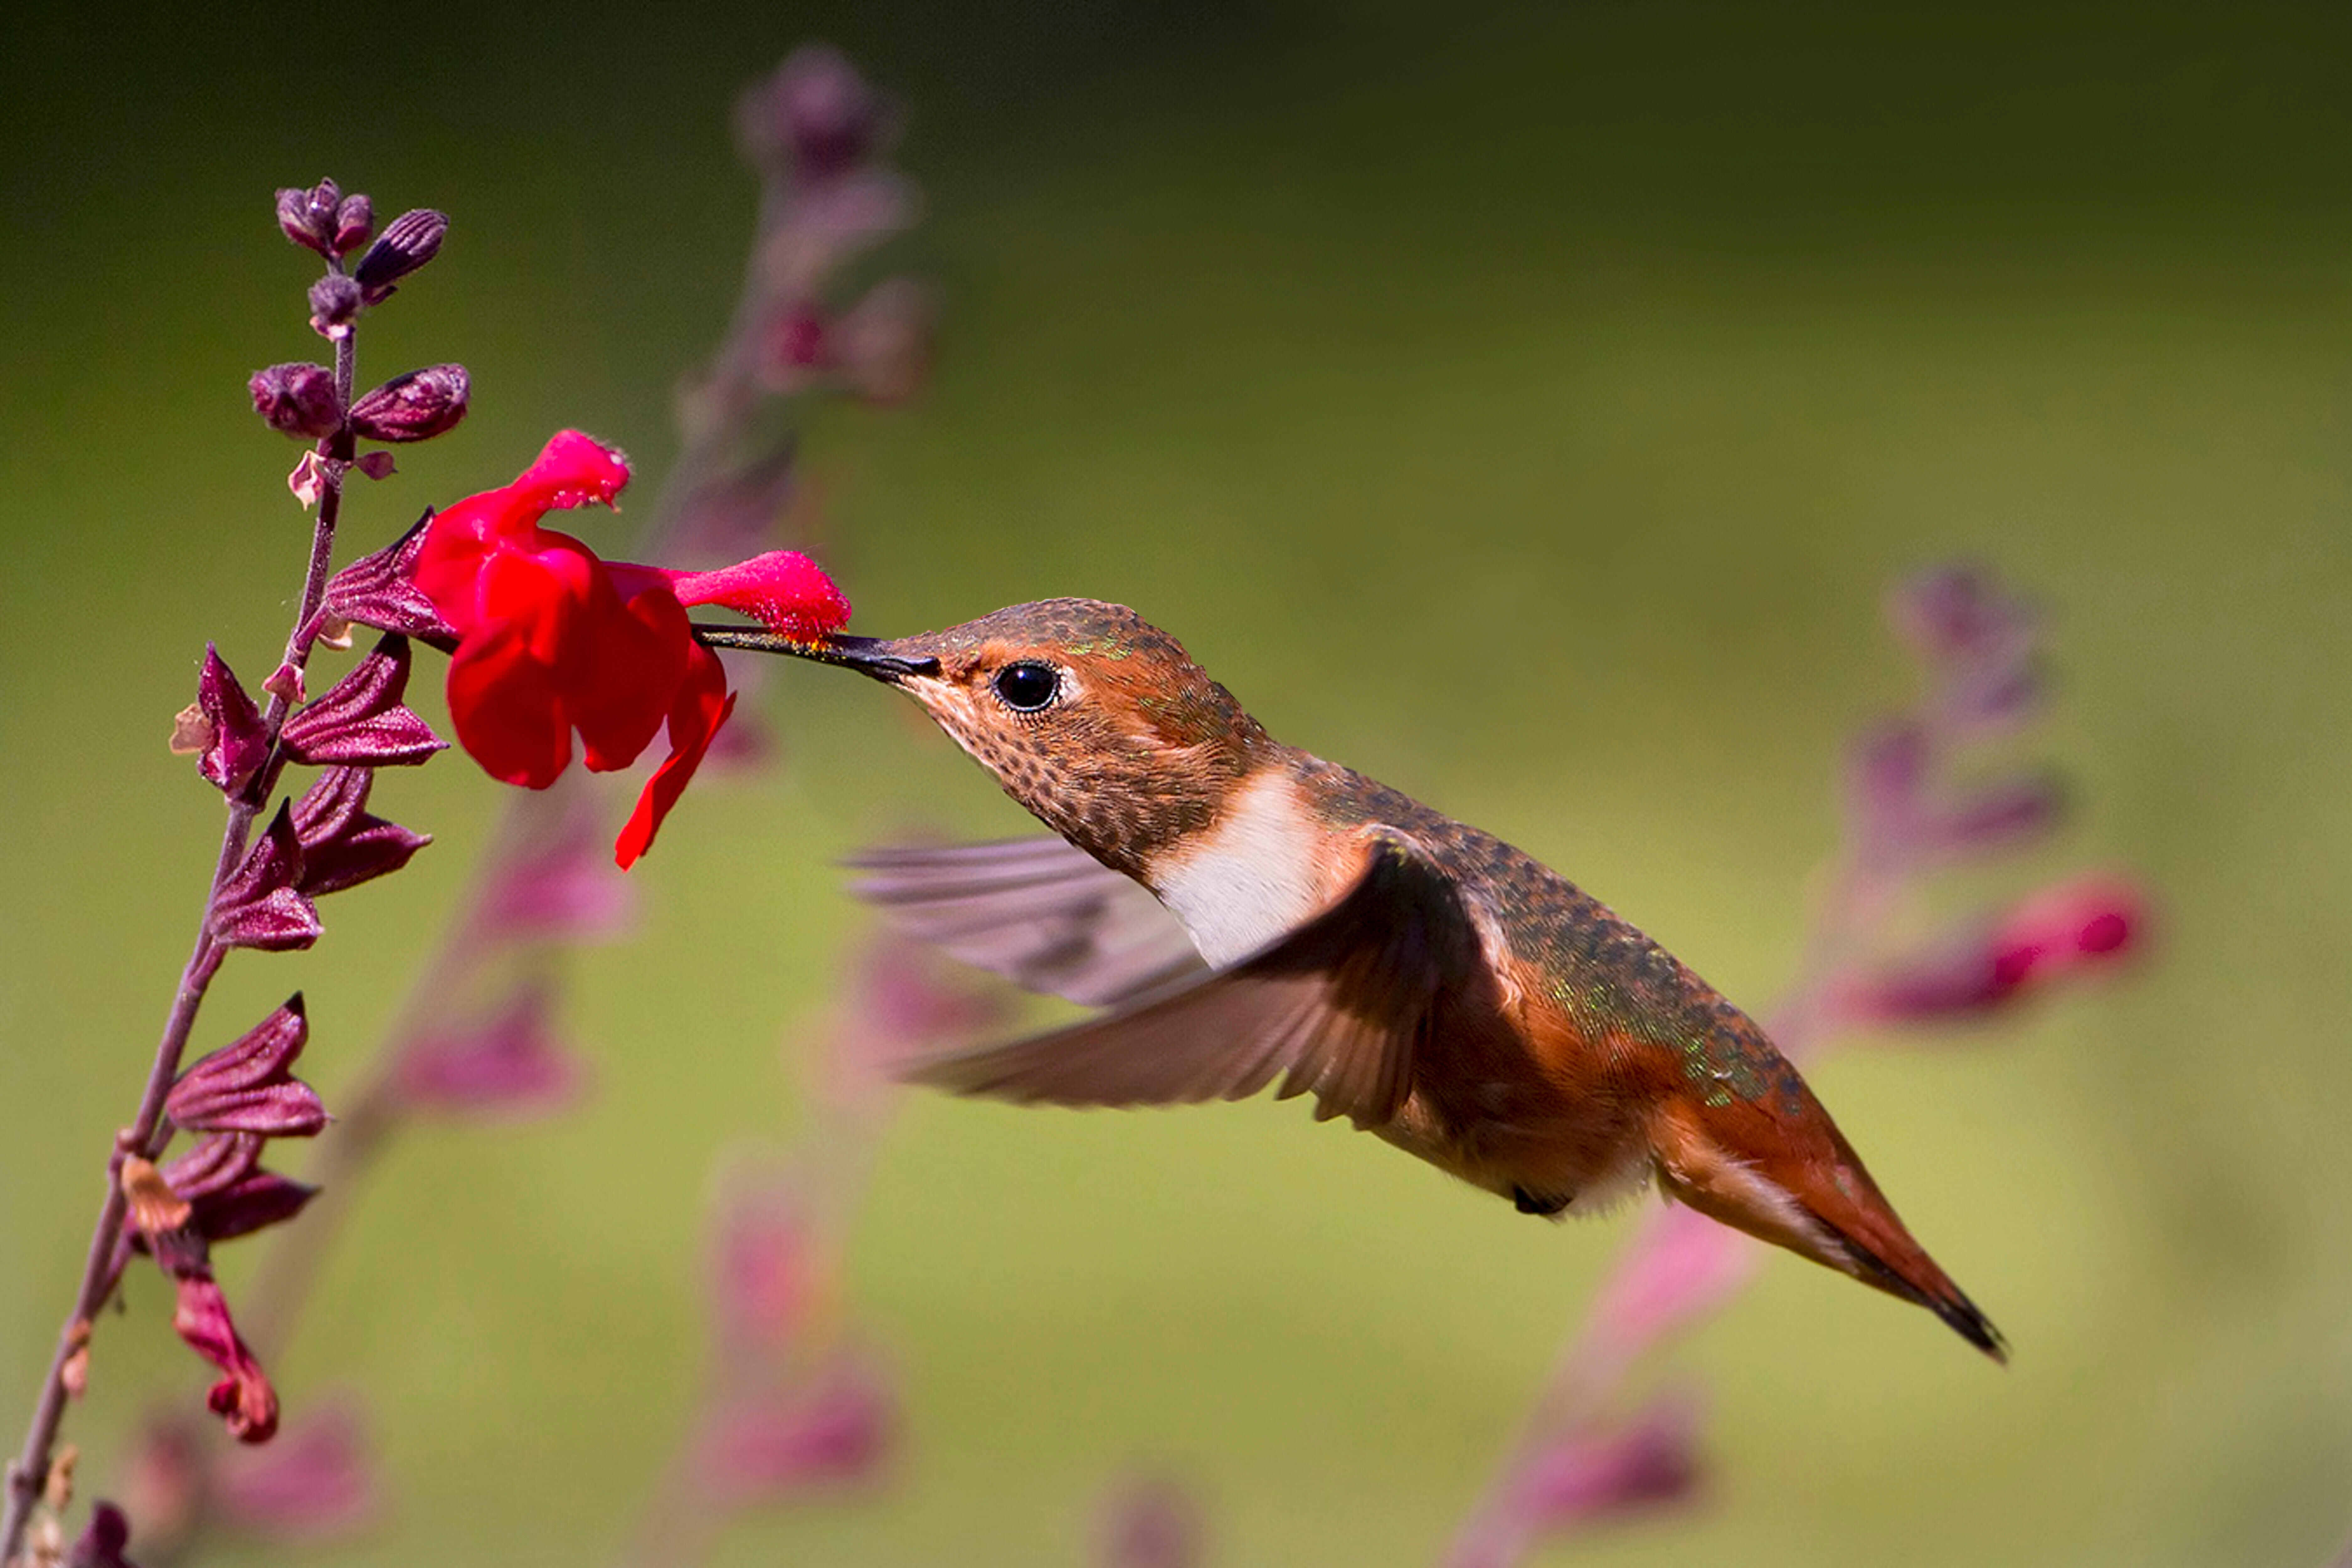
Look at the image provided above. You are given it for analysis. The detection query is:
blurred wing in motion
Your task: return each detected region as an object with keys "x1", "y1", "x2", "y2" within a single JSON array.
[
  {"x1": 905, "y1": 839, "x2": 1475, "y2": 1130},
  {"x1": 845, "y1": 835, "x2": 1209, "y2": 1008}
]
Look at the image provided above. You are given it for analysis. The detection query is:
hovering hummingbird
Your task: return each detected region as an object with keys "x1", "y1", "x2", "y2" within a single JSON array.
[{"x1": 708, "y1": 599, "x2": 2005, "y2": 1358}]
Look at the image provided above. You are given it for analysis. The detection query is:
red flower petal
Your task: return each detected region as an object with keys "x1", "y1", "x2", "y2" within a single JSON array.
[
  {"x1": 501, "y1": 429, "x2": 630, "y2": 515},
  {"x1": 615, "y1": 644, "x2": 734, "y2": 869},
  {"x1": 570, "y1": 583, "x2": 691, "y2": 772},
  {"x1": 427, "y1": 431, "x2": 628, "y2": 546},
  {"x1": 447, "y1": 621, "x2": 573, "y2": 788},
  {"x1": 647, "y1": 549, "x2": 852, "y2": 637}
]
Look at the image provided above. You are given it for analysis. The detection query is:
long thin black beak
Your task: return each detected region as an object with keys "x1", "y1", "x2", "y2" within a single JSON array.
[{"x1": 690, "y1": 624, "x2": 940, "y2": 682}]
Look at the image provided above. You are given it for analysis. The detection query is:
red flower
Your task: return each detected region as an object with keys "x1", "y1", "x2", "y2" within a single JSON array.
[{"x1": 412, "y1": 432, "x2": 849, "y2": 866}]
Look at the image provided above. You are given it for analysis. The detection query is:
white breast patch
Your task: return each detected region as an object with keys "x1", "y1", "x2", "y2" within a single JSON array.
[{"x1": 1151, "y1": 771, "x2": 1331, "y2": 967}]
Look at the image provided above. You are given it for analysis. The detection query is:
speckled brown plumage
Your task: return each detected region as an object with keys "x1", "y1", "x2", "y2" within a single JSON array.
[
  {"x1": 796, "y1": 597, "x2": 2004, "y2": 1357},
  {"x1": 886, "y1": 600, "x2": 1266, "y2": 878}
]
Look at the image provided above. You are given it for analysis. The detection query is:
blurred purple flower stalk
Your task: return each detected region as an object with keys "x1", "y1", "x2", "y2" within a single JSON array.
[
  {"x1": 616, "y1": 940, "x2": 1005, "y2": 1568},
  {"x1": 1443, "y1": 566, "x2": 2146, "y2": 1568},
  {"x1": 1, "y1": 183, "x2": 462, "y2": 1567},
  {"x1": 88, "y1": 47, "x2": 934, "y2": 1568}
]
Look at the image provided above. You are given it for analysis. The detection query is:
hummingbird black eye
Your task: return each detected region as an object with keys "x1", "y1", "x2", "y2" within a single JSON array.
[{"x1": 992, "y1": 661, "x2": 1061, "y2": 712}]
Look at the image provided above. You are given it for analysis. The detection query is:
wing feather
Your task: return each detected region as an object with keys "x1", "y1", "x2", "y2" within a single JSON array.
[
  {"x1": 845, "y1": 836, "x2": 1208, "y2": 1008},
  {"x1": 907, "y1": 839, "x2": 1473, "y2": 1130}
]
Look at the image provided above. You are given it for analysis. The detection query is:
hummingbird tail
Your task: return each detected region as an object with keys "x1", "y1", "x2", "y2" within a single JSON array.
[{"x1": 1650, "y1": 1099, "x2": 2009, "y2": 1362}]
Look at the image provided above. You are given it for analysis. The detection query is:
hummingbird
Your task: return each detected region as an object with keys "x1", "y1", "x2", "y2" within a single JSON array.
[{"x1": 707, "y1": 599, "x2": 2005, "y2": 1359}]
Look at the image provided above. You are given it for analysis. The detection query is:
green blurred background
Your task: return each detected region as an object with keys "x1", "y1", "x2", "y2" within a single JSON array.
[{"x1": 5, "y1": 2, "x2": 2351, "y2": 1563}]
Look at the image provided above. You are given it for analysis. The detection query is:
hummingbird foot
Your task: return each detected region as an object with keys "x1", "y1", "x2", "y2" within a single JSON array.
[{"x1": 1512, "y1": 1185, "x2": 1572, "y2": 1218}]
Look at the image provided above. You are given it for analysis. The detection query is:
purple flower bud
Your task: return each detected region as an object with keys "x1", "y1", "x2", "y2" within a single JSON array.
[
  {"x1": 308, "y1": 273, "x2": 362, "y2": 340},
  {"x1": 302, "y1": 181, "x2": 341, "y2": 238},
  {"x1": 193, "y1": 646, "x2": 269, "y2": 794},
  {"x1": 738, "y1": 47, "x2": 888, "y2": 187},
  {"x1": 331, "y1": 193, "x2": 374, "y2": 256},
  {"x1": 348, "y1": 364, "x2": 469, "y2": 443},
  {"x1": 66, "y1": 1502, "x2": 137, "y2": 1568},
  {"x1": 279, "y1": 634, "x2": 446, "y2": 767},
  {"x1": 322, "y1": 514, "x2": 459, "y2": 647},
  {"x1": 352, "y1": 209, "x2": 447, "y2": 303},
  {"x1": 213, "y1": 1401, "x2": 376, "y2": 1541},
  {"x1": 187, "y1": 1170, "x2": 318, "y2": 1246},
  {"x1": 248, "y1": 363, "x2": 342, "y2": 441},
  {"x1": 291, "y1": 766, "x2": 430, "y2": 897},
  {"x1": 167, "y1": 996, "x2": 327, "y2": 1139},
  {"x1": 390, "y1": 985, "x2": 586, "y2": 1118},
  {"x1": 274, "y1": 180, "x2": 341, "y2": 255},
  {"x1": 209, "y1": 803, "x2": 322, "y2": 952}
]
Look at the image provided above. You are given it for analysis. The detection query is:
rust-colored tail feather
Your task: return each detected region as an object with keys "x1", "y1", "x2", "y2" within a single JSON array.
[
  {"x1": 1650, "y1": 1097, "x2": 2008, "y2": 1361},
  {"x1": 1804, "y1": 1203, "x2": 2008, "y2": 1361}
]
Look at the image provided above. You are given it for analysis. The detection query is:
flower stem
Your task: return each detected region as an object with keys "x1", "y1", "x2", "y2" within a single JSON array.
[{"x1": 0, "y1": 325, "x2": 360, "y2": 1566}]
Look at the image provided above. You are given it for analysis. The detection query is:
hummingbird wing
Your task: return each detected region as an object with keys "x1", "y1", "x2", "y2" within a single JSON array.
[
  {"x1": 903, "y1": 839, "x2": 1473, "y2": 1130},
  {"x1": 844, "y1": 836, "x2": 1210, "y2": 1008}
]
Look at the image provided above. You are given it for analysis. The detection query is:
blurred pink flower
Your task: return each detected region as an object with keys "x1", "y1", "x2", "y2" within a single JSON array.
[
  {"x1": 1845, "y1": 873, "x2": 2144, "y2": 1023},
  {"x1": 1094, "y1": 1474, "x2": 1203, "y2": 1568},
  {"x1": 822, "y1": 936, "x2": 1008, "y2": 1108},
  {"x1": 708, "y1": 1164, "x2": 826, "y2": 1360},
  {"x1": 469, "y1": 792, "x2": 638, "y2": 946},
  {"x1": 694, "y1": 1353, "x2": 895, "y2": 1505},
  {"x1": 389, "y1": 983, "x2": 587, "y2": 1117},
  {"x1": 1576, "y1": 1206, "x2": 1760, "y2": 1375},
  {"x1": 118, "y1": 1421, "x2": 202, "y2": 1549},
  {"x1": 213, "y1": 1400, "x2": 377, "y2": 1541},
  {"x1": 1511, "y1": 1394, "x2": 1701, "y2": 1530},
  {"x1": 1450, "y1": 1396, "x2": 1701, "y2": 1568}
]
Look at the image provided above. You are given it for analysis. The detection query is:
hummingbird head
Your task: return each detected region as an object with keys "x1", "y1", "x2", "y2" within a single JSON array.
[{"x1": 750, "y1": 599, "x2": 1270, "y2": 876}]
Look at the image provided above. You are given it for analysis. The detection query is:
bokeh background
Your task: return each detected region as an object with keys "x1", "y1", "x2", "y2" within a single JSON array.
[{"x1": 5, "y1": 2, "x2": 2351, "y2": 1563}]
